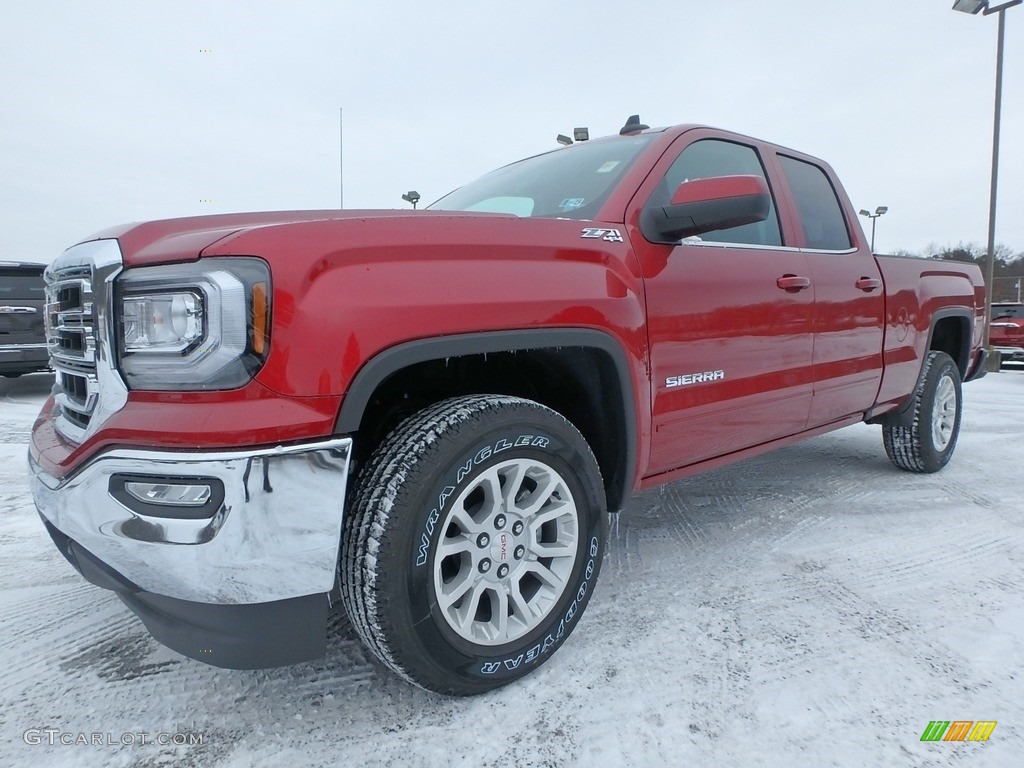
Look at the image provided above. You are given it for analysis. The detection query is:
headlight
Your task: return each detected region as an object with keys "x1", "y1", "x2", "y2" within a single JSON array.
[
  {"x1": 115, "y1": 258, "x2": 271, "y2": 390},
  {"x1": 122, "y1": 291, "x2": 204, "y2": 352}
]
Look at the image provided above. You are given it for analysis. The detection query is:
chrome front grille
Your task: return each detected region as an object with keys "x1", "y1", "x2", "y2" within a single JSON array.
[
  {"x1": 44, "y1": 240, "x2": 127, "y2": 444},
  {"x1": 46, "y1": 271, "x2": 96, "y2": 430}
]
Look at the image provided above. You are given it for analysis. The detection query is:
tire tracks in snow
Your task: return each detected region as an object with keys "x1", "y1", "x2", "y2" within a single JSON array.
[
  {"x1": 599, "y1": 423, "x2": 1015, "y2": 748},
  {"x1": 0, "y1": 584, "x2": 129, "y2": 696}
]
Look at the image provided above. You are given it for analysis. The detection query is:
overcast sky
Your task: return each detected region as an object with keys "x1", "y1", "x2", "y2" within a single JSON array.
[{"x1": 2, "y1": 0, "x2": 1021, "y2": 264}]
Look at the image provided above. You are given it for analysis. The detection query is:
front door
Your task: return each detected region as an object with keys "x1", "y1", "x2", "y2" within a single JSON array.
[{"x1": 631, "y1": 135, "x2": 815, "y2": 477}]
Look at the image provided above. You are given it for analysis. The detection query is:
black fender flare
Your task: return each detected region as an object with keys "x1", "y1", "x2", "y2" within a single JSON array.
[
  {"x1": 334, "y1": 329, "x2": 637, "y2": 512},
  {"x1": 924, "y1": 307, "x2": 973, "y2": 375}
]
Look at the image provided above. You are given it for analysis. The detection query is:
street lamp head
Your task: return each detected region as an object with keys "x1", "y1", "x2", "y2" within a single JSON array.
[
  {"x1": 858, "y1": 209, "x2": 870, "y2": 217},
  {"x1": 556, "y1": 134, "x2": 573, "y2": 146},
  {"x1": 952, "y1": 0, "x2": 986, "y2": 15},
  {"x1": 954, "y1": 1, "x2": 1023, "y2": 17},
  {"x1": 401, "y1": 190, "x2": 421, "y2": 205},
  {"x1": 573, "y1": 127, "x2": 589, "y2": 142},
  {"x1": 875, "y1": 206, "x2": 888, "y2": 215}
]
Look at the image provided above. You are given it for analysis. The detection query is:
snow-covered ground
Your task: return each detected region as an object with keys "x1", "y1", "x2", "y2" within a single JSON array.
[{"x1": 1, "y1": 370, "x2": 1021, "y2": 768}]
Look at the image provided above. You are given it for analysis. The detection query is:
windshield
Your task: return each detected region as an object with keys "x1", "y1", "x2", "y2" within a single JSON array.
[
  {"x1": 430, "y1": 134, "x2": 656, "y2": 220},
  {"x1": 993, "y1": 305, "x2": 1024, "y2": 319},
  {"x1": 0, "y1": 271, "x2": 45, "y2": 298}
]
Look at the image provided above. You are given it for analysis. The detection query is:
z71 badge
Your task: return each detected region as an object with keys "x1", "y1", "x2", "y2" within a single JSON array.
[{"x1": 581, "y1": 227, "x2": 624, "y2": 243}]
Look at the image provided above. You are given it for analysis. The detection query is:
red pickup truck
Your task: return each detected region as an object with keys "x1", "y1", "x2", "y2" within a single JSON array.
[{"x1": 30, "y1": 119, "x2": 988, "y2": 695}]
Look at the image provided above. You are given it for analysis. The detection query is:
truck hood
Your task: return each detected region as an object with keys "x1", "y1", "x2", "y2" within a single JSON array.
[{"x1": 82, "y1": 210, "x2": 514, "y2": 268}]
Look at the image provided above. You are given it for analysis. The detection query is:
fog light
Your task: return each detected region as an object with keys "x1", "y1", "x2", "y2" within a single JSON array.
[
  {"x1": 125, "y1": 481, "x2": 212, "y2": 506},
  {"x1": 109, "y1": 474, "x2": 224, "y2": 520}
]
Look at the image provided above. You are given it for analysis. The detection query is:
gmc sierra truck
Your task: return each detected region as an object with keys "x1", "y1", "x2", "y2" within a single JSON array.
[{"x1": 30, "y1": 119, "x2": 988, "y2": 695}]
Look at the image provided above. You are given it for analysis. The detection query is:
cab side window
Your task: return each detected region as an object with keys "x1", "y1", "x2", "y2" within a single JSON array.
[
  {"x1": 653, "y1": 139, "x2": 782, "y2": 247},
  {"x1": 778, "y1": 155, "x2": 852, "y2": 251}
]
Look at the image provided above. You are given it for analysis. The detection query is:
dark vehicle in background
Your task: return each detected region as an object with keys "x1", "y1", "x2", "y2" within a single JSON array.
[
  {"x1": 0, "y1": 262, "x2": 49, "y2": 378},
  {"x1": 990, "y1": 303, "x2": 1024, "y2": 366}
]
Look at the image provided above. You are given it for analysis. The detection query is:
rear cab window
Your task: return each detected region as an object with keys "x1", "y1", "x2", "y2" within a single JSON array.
[
  {"x1": 777, "y1": 156, "x2": 852, "y2": 251},
  {"x1": 993, "y1": 305, "x2": 1024, "y2": 319}
]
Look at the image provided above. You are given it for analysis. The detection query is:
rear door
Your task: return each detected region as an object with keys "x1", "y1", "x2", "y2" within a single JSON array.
[
  {"x1": 771, "y1": 154, "x2": 885, "y2": 427},
  {"x1": 629, "y1": 132, "x2": 815, "y2": 476}
]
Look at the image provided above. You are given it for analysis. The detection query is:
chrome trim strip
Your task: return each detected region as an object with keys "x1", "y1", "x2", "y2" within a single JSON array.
[
  {"x1": 0, "y1": 306, "x2": 38, "y2": 314},
  {"x1": 993, "y1": 345, "x2": 1024, "y2": 359},
  {"x1": 0, "y1": 343, "x2": 48, "y2": 351},
  {"x1": 30, "y1": 437, "x2": 353, "y2": 604},
  {"x1": 679, "y1": 239, "x2": 859, "y2": 255},
  {"x1": 679, "y1": 239, "x2": 802, "y2": 253},
  {"x1": 798, "y1": 246, "x2": 859, "y2": 255}
]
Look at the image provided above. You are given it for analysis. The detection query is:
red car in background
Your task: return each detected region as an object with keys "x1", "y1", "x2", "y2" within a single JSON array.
[{"x1": 991, "y1": 303, "x2": 1024, "y2": 366}]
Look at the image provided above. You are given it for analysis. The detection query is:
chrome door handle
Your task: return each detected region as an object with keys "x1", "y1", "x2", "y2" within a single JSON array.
[
  {"x1": 776, "y1": 275, "x2": 811, "y2": 292},
  {"x1": 855, "y1": 277, "x2": 882, "y2": 292}
]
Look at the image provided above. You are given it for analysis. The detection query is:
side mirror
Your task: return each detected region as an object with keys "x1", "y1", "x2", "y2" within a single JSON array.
[{"x1": 640, "y1": 175, "x2": 771, "y2": 244}]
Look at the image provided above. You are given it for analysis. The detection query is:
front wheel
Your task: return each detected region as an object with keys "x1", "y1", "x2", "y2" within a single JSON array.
[
  {"x1": 341, "y1": 395, "x2": 607, "y2": 695},
  {"x1": 883, "y1": 351, "x2": 962, "y2": 473}
]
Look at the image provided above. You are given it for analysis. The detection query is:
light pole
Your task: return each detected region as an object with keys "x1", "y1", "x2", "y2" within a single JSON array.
[
  {"x1": 344, "y1": 107, "x2": 348, "y2": 210},
  {"x1": 401, "y1": 190, "x2": 421, "y2": 210},
  {"x1": 858, "y1": 206, "x2": 888, "y2": 252},
  {"x1": 952, "y1": 0, "x2": 1022, "y2": 348}
]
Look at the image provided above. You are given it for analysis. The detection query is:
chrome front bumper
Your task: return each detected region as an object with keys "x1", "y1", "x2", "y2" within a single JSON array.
[
  {"x1": 0, "y1": 342, "x2": 49, "y2": 372},
  {"x1": 30, "y1": 438, "x2": 352, "y2": 605},
  {"x1": 994, "y1": 345, "x2": 1024, "y2": 362}
]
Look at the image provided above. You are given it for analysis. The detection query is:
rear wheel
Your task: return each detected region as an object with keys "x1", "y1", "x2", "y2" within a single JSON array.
[
  {"x1": 341, "y1": 394, "x2": 607, "y2": 695},
  {"x1": 883, "y1": 351, "x2": 962, "y2": 473}
]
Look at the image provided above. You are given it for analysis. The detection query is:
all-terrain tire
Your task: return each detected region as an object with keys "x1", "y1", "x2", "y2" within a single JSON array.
[
  {"x1": 340, "y1": 395, "x2": 607, "y2": 695},
  {"x1": 883, "y1": 351, "x2": 962, "y2": 473}
]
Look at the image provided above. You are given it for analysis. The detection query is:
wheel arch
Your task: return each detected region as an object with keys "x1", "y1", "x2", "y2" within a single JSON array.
[
  {"x1": 880, "y1": 310, "x2": 970, "y2": 429},
  {"x1": 926, "y1": 308, "x2": 972, "y2": 377},
  {"x1": 334, "y1": 329, "x2": 637, "y2": 513}
]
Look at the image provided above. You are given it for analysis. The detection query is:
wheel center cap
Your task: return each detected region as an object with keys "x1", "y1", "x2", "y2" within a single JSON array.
[{"x1": 490, "y1": 531, "x2": 513, "y2": 563}]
